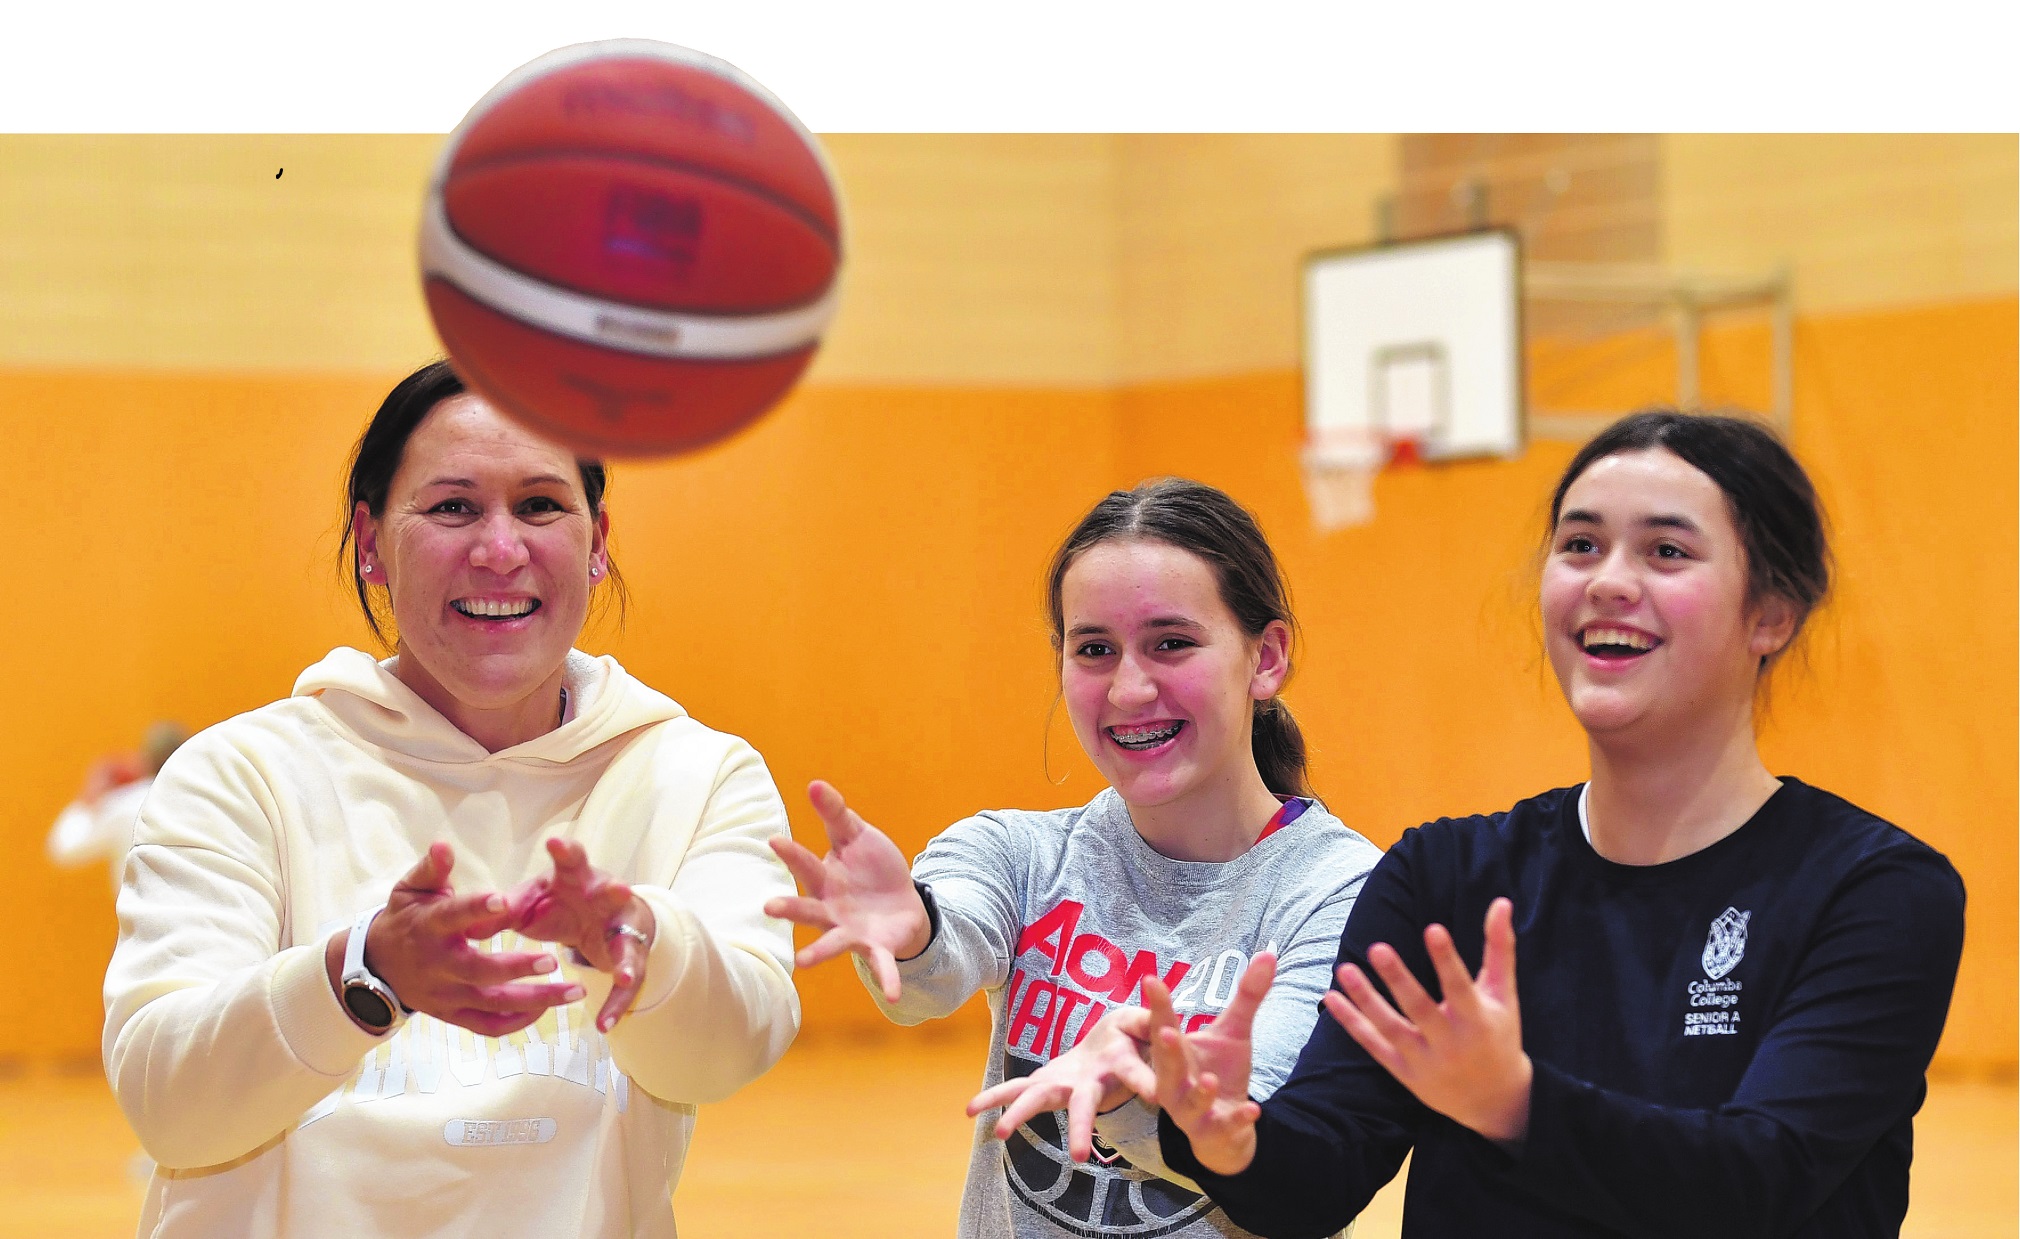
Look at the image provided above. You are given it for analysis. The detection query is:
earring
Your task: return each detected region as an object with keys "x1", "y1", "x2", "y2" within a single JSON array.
[
  {"x1": 590, "y1": 564, "x2": 601, "y2": 579},
  {"x1": 361, "y1": 563, "x2": 374, "y2": 576}
]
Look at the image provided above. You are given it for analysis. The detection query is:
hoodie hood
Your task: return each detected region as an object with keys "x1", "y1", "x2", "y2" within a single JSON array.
[{"x1": 292, "y1": 647, "x2": 685, "y2": 766}]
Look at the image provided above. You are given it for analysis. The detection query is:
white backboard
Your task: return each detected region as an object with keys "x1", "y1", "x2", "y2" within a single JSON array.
[{"x1": 1304, "y1": 231, "x2": 1523, "y2": 460}]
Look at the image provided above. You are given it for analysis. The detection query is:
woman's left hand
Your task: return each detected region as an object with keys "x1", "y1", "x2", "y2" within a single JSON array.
[
  {"x1": 1323, "y1": 897, "x2": 1533, "y2": 1144},
  {"x1": 512, "y1": 838, "x2": 657, "y2": 1033},
  {"x1": 967, "y1": 1004, "x2": 1158, "y2": 1162}
]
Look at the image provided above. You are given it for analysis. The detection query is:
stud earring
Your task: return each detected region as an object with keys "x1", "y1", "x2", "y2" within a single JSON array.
[{"x1": 590, "y1": 565, "x2": 601, "y2": 579}]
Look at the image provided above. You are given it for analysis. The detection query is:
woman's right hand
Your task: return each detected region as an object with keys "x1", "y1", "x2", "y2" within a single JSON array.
[
  {"x1": 762, "y1": 780, "x2": 931, "y2": 1003},
  {"x1": 1149, "y1": 953, "x2": 1275, "y2": 1177},
  {"x1": 328, "y1": 842, "x2": 584, "y2": 1038}
]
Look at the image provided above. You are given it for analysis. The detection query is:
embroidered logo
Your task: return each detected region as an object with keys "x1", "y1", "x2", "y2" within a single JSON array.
[{"x1": 1701, "y1": 907, "x2": 1751, "y2": 980}]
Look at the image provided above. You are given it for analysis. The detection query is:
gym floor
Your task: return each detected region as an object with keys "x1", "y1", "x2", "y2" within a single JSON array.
[{"x1": 3, "y1": 1035, "x2": 2010, "y2": 1238}]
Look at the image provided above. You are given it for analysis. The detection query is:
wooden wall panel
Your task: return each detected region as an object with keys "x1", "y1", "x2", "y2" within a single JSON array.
[
  {"x1": 811, "y1": 134, "x2": 1120, "y2": 385},
  {"x1": 0, "y1": 136, "x2": 441, "y2": 372},
  {"x1": 1114, "y1": 134, "x2": 1398, "y2": 382},
  {"x1": 1664, "y1": 134, "x2": 2018, "y2": 312},
  {"x1": 1397, "y1": 133, "x2": 1663, "y2": 337},
  {"x1": 1395, "y1": 133, "x2": 1661, "y2": 264},
  {"x1": 0, "y1": 134, "x2": 1123, "y2": 386}
]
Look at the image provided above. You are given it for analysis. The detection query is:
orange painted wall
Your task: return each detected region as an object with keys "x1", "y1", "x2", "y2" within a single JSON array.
[
  {"x1": 1113, "y1": 296, "x2": 2018, "y2": 1072},
  {"x1": 8, "y1": 298, "x2": 2013, "y2": 1073},
  {"x1": 4, "y1": 373, "x2": 1112, "y2": 1059}
]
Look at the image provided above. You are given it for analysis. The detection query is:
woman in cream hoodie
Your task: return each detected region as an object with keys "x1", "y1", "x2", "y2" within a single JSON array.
[{"x1": 103, "y1": 361, "x2": 800, "y2": 1238}]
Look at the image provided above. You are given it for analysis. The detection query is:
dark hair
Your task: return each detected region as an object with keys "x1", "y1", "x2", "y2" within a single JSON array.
[
  {"x1": 337, "y1": 359, "x2": 627, "y2": 646},
  {"x1": 1546, "y1": 409, "x2": 1831, "y2": 664},
  {"x1": 1045, "y1": 478, "x2": 1311, "y2": 799}
]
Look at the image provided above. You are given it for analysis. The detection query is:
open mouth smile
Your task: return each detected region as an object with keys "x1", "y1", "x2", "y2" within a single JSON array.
[
  {"x1": 1578, "y1": 623, "x2": 1659, "y2": 661},
  {"x1": 452, "y1": 597, "x2": 541, "y2": 622},
  {"x1": 1107, "y1": 720, "x2": 1185, "y2": 752}
]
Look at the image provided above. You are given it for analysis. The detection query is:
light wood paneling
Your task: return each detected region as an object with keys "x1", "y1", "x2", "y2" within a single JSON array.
[
  {"x1": 1396, "y1": 133, "x2": 1660, "y2": 264},
  {"x1": 0, "y1": 135, "x2": 441, "y2": 372},
  {"x1": 1398, "y1": 133, "x2": 1665, "y2": 338},
  {"x1": 1, "y1": 135, "x2": 2011, "y2": 383},
  {"x1": 812, "y1": 134, "x2": 1120, "y2": 385},
  {"x1": 0, "y1": 134, "x2": 1123, "y2": 385},
  {"x1": 1115, "y1": 134, "x2": 1398, "y2": 382},
  {"x1": 1664, "y1": 133, "x2": 2019, "y2": 312}
]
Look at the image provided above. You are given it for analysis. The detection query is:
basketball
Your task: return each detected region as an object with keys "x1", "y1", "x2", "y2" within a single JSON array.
[{"x1": 419, "y1": 40, "x2": 842, "y2": 458}]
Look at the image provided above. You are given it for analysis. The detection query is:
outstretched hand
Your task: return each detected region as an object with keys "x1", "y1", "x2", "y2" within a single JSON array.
[
  {"x1": 1324, "y1": 897, "x2": 1531, "y2": 1144},
  {"x1": 761, "y1": 780, "x2": 931, "y2": 1003},
  {"x1": 511, "y1": 837, "x2": 658, "y2": 1034},
  {"x1": 349, "y1": 842, "x2": 582, "y2": 1038},
  {"x1": 967, "y1": 1005, "x2": 1157, "y2": 1162},
  {"x1": 1149, "y1": 952, "x2": 1275, "y2": 1176}
]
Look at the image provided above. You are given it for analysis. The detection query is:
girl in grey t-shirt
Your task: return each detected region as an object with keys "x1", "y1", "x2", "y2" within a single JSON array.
[{"x1": 766, "y1": 479, "x2": 1380, "y2": 1239}]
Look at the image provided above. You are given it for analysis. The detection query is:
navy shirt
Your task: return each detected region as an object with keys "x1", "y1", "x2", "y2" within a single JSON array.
[{"x1": 1160, "y1": 778, "x2": 1966, "y2": 1239}]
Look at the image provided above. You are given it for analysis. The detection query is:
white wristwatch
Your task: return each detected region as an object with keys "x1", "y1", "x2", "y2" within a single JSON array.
[{"x1": 340, "y1": 903, "x2": 406, "y2": 1033}]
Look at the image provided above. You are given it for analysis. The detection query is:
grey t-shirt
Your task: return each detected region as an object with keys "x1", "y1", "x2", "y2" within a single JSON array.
[{"x1": 861, "y1": 788, "x2": 1381, "y2": 1239}]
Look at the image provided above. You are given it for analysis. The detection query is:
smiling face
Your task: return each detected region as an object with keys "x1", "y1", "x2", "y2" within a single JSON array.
[
  {"x1": 1059, "y1": 539, "x2": 1288, "y2": 817},
  {"x1": 352, "y1": 393, "x2": 608, "y2": 724},
  {"x1": 1541, "y1": 448, "x2": 1795, "y2": 742}
]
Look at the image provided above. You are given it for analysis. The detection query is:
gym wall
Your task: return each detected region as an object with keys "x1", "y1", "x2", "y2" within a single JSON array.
[{"x1": 0, "y1": 134, "x2": 2010, "y2": 1074}]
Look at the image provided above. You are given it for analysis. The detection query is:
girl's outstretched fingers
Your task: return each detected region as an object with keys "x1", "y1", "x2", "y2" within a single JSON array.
[
  {"x1": 860, "y1": 942, "x2": 902, "y2": 1005},
  {"x1": 1148, "y1": 1008, "x2": 1261, "y2": 1175},
  {"x1": 1207, "y1": 951, "x2": 1275, "y2": 1042},
  {"x1": 765, "y1": 835, "x2": 830, "y2": 901},
  {"x1": 1479, "y1": 896, "x2": 1519, "y2": 998},
  {"x1": 969, "y1": 1002, "x2": 1159, "y2": 1159},
  {"x1": 760, "y1": 781, "x2": 930, "y2": 1002},
  {"x1": 967, "y1": 1075, "x2": 1032, "y2": 1120},
  {"x1": 977, "y1": 1078, "x2": 1061, "y2": 1139},
  {"x1": 1322, "y1": 966, "x2": 1405, "y2": 1076}
]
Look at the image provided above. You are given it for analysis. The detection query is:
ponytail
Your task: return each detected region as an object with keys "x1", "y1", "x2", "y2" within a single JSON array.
[{"x1": 1252, "y1": 697, "x2": 1312, "y2": 799}]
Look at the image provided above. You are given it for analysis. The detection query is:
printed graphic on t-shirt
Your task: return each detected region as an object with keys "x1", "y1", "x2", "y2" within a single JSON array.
[
  {"x1": 1684, "y1": 906, "x2": 1750, "y2": 1037},
  {"x1": 996, "y1": 899, "x2": 1265, "y2": 1237},
  {"x1": 298, "y1": 930, "x2": 631, "y2": 1131}
]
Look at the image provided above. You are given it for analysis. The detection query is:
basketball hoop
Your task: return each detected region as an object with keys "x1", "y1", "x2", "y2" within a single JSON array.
[{"x1": 1301, "y1": 428, "x2": 1383, "y2": 532}]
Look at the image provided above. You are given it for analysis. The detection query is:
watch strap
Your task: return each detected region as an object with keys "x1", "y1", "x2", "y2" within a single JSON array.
[
  {"x1": 342, "y1": 903, "x2": 409, "y2": 1024},
  {"x1": 343, "y1": 903, "x2": 383, "y2": 982}
]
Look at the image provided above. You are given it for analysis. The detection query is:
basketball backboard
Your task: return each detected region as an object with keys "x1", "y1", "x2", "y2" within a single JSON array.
[
  {"x1": 1303, "y1": 229, "x2": 1524, "y2": 462},
  {"x1": 1299, "y1": 230, "x2": 1523, "y2": 531}
]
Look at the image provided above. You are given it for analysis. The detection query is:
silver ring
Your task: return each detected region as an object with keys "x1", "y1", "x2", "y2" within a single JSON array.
[{"x1": 606, "y1": 924, "x2": 650, "y2": 949}]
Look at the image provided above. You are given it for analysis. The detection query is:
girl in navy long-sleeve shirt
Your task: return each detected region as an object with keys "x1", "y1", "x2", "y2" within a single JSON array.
[{"x1": 1028, "y1": 410, "x2": 1965, "y2": 1238}]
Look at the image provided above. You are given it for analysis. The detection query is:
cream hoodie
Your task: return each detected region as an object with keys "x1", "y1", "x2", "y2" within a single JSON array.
[{"x1": 103, "y1": 648, "x2": 800, "y2": 1238}]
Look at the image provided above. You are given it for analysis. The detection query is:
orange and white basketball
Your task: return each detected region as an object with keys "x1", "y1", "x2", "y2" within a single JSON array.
[{"x1": 420, "y1": 40, "x2": 842, "y2": 457}]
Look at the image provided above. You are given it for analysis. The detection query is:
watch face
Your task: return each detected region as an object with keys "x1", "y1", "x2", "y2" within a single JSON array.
[{"x1": 343, "y1": 984, "x2": 395, "y2": 1030}]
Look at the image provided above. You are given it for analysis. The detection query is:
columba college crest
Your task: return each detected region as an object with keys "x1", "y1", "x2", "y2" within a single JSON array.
[{"x1": 1701, "y1": 907, "x2": 1751, "y2": 979}]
